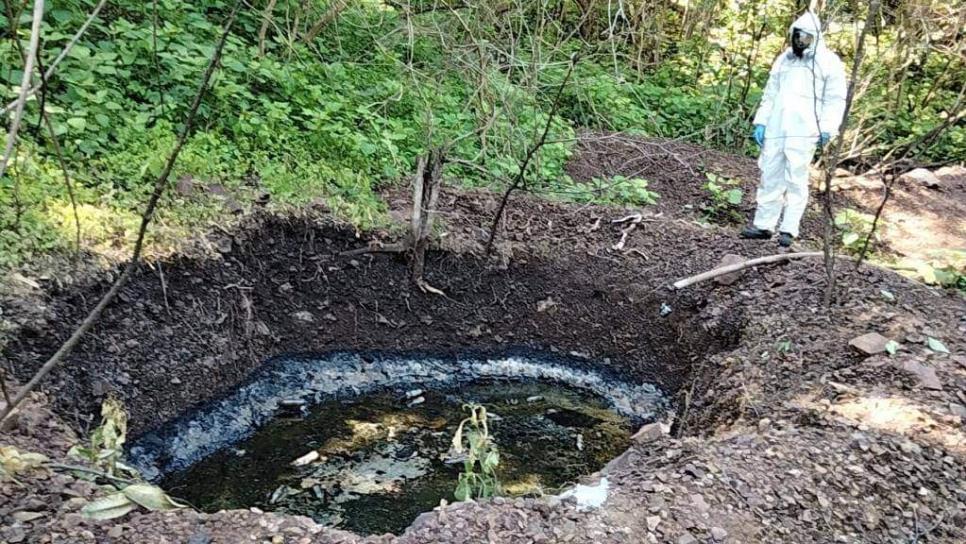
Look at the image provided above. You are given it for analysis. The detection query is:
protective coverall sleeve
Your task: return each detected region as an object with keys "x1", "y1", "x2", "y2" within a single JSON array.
[
  {"x1": 819, "y1": 54, "x2": 848, "y2": 137},
  {"x1": 753, "y1": 55, "x2": 784, "y2": 126}
]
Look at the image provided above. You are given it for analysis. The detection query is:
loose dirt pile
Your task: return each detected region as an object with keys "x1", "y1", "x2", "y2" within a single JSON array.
[{"x1": 1, "y1": 133, "x2": 964, "y2": 543}]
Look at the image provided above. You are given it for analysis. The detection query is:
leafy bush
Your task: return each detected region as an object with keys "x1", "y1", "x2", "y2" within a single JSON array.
[
  {"x1": 702, "y1": 172, "x2": 744, "y2": 223},
  {"x1": 834, "y1": 208, "x2": 876, "y2": 254},
  {"x1": 549, "y1": 175, "x2": 659, "y2": 207}
]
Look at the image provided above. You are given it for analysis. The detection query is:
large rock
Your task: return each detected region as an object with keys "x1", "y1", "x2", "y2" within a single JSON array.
[
  {"x1": 897, "y1": 360, "x2": 942, "y2": 390},
  {"x1": 714, "y1": 254, "x2": 746, "y2": 286},
  {"x1": 899, "y1": 168, "x2": 941, "y2": 189},
  {"x1": 631, "y1": 422, "x2": 665, "y2": 443},
  {"x1": 849, "y1": 332, "x2": 891, "y2": 355}
]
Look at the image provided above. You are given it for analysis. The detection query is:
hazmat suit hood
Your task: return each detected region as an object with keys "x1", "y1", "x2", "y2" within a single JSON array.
[{"x1": 789, "y1": 11, "x2": 823, "y2": 57}]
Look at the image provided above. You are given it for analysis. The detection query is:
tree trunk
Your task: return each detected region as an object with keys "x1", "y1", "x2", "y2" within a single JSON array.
[
  {"x1": 304, "y1": 0, "x2": 348, "y2": 43},
  {"x1": 410, "y1": 149, "x2": 444, "y2": 285},
  {"x1": 258, "y1": 0, "x2": 279, "y2": 56}
]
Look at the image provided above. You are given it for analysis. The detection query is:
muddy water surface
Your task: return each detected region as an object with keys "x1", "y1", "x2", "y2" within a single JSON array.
[{"x1": 161, "y1": 381, "x2": 635, "y2": 535}]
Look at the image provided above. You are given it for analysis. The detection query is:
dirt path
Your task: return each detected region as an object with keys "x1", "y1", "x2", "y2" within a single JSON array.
[{"x1": 1, "y1": 134, "x2": 964, "y2": 543}]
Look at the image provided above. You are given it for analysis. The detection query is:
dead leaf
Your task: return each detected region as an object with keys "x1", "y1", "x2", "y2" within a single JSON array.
[
  {"x1": 121, "y1": 483, "x2": 188, "y2": 511},
  {"x1": 81, "y1": 493, "x2": 137, "y2": 520}
]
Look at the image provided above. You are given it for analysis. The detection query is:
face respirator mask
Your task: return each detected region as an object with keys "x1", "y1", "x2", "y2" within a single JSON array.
[{"x1": 792, "y1": 28, "x2": 815, "y2": 57}]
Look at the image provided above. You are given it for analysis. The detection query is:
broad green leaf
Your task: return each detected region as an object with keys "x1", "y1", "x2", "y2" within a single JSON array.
[
  {"x1": 66, "y1": 117, "x2": 87, "y2": 131},
  {"x1": 726, "y1": 189, "x2": 743, "y2": 205},
  {"x1": 885, "y1": 340, "x2": 899, "y2": 356},
  {"x1": 482, "y1": 450, "x2": 499, "y2": 473},
  {"x1": 81, "y1": 493, "x2": 136, "y2": 520},
  {"x1": 926, "y1": 337, "x2": 949, "y2": 354},
  {"x1": 51, "y1": 9, "x2": 73, "y2": 23},
  {"x1": 121, "y1": 483, "x2": 188, "y2": 511},
  {"x1": 842, "y1": 232, "x2": 860, "y2": 246},
  {"x1": 68, "y1": 45, "x2": 92, "y2": 59}
]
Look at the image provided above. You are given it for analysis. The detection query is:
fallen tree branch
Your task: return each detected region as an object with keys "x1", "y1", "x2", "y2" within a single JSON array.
[
  {"x1": 340, "y1": 242, "x2": 407, "y2": 256},
  {"x1": 0, "y1": 0, "x2": 45, "y2": 182},
  {"x1": 672, "y1": 252, "x2": 824, "y2": 290},
  {"x1": 303, "y1": 0, "x2": 348, "y2": 43},
  {"x1": 1, "y1": 0, "x2": 110, "y2": 117},
  {"x1": 0, "y1": 0, "x2": 243, "y2": 425}
]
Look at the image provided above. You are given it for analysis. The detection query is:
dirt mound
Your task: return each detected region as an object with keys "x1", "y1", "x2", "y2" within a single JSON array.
[
  {"x1": 564, "y1": 131, "x2": 760, "y2": 222},
  {"x1": 2, "y1": 135, "x2": 965, "y2": 543},
  {"x1": 835, "y1": 165, "x2": 966, "y2": 271}
]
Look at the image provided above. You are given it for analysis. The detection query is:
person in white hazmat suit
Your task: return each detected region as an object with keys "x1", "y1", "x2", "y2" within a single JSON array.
[{"x1": 740, "y1": 11, "x2": 847, "y2": 247}]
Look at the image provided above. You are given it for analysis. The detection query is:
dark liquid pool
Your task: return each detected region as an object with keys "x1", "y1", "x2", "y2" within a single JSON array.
[{"x1": 160, "y1": 381, "x2": 633, "y2": 535}]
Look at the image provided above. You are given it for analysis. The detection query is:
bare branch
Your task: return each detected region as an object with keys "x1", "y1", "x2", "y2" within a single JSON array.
[
  {"x1": 820, "y1": 0, "x2": 881, "y2": 307},
  {"x1": 0, "y1": 0, "x2": 245, "y2": 425},
  {"x1": 0, "y1": 0, "x2": 45, "y2": 182},
  {"x1": 485, "y1": 55, "x2": 577, "y2": 254}
]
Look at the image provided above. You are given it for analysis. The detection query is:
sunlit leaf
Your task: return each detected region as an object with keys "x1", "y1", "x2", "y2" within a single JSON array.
[
  {"x1": 926, "y1": 337, "x2": 949, "y2": 354},
  {"x1": 81, "y1": 493, "x2": 136, "y2": 520},
  {"x1": 121, "y1": 484, "x2": 187, "y2": 511}
]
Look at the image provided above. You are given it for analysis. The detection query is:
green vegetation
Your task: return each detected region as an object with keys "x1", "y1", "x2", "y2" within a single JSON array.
[
  {"x1": 702, "y1": 172, "x2": 744, "y2": 223},
  {"x1": 450, "y1": 404, "x2": 501, "y2": 501},
  {"x1": 1, "y1": 1, "x2": 962, "y2": 268},
  {"x1": 833, "y1": 207, "x2": 876, "y2": 254},
  {"x1": 555, "y1": 175, "x2": 659, "y2": 206}
]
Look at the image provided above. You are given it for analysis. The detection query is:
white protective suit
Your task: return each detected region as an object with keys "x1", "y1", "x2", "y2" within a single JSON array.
[{"x1": 752, "y1": 11, "x2": 847, "y2": 237}]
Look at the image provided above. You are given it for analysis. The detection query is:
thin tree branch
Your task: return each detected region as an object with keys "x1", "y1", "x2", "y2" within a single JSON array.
[
  {"x1": 0, "y1": 0, "x2": 244, "y2": 425},
  {"x1": 820, "y1": 0, "x2": 880, "y2": 307},
  {"x1": 33, "y1": 40, "x2": 82, "y2": 254},
  {"x1": 854, "y1": 94, "x2": 965, "y2": 270},
  {"x1": 0, "y1": 0, "x2": 44, "y2": 182},
  {"x1": 673, "y1": 252, "x2": 825, "y2": 290},
  {"x1": 303, "y1": 0, "x2": 348, "y2": 43},
  {"x1": 258, "y1": 0, "x2": 279, "y2": 56},
  {"x1": 485, "y1": 55, "x2": 577, "y2": 254}
]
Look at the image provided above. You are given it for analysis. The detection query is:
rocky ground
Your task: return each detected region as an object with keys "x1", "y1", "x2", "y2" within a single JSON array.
[{"x1": 1, "y1": 133, "x2": 964, "y2": 543}]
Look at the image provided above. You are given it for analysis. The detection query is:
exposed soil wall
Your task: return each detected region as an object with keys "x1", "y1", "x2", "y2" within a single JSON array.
[{"x1": 3, "y1": 210, "x2": 740, "y2": 436}]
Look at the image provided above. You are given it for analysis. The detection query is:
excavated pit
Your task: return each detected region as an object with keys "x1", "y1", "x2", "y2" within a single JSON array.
[
  {"x1": 143, "y1": 357, "x2": 659, "y2": 535},
  {"x1": 4, "y1": 210, "x2": 745, "y2": 538}
]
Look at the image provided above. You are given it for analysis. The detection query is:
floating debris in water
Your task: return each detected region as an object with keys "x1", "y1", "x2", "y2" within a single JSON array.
[{"x1": 158, "y1": 381, "x2": 647, "y2": 535}]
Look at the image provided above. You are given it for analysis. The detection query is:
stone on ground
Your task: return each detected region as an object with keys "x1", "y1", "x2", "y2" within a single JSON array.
[{"x1": 849, "y1": 332, "x2": 891, "y2": 355}]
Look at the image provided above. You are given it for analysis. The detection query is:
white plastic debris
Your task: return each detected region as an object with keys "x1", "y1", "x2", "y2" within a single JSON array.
[
  {"x1": 291, "y1": 450, "x2": 320, "y2": 466},
  {"x1": 559, "y1": 477, "x2": 609, "y2": 511}
]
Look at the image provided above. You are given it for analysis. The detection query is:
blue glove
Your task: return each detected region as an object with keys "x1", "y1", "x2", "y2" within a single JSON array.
[
  {"x1": 819, "y1": 132, "x2": 831, "y2": 146},
  {"x1": 753, "y1": 125, "x2": 765, "y2": 147}
]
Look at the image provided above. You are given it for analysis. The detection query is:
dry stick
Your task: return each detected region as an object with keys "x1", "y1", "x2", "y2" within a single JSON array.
[
  {"x1": 672, "y1": 252, "x2": 824, "y2": 290},
  {"x1": 820, "y1": 0, "x2": 880, "y2": 308},
  {"x1": 0, "y1": 0, "x2": 44, "y2": 182},
  {"x1": 484, "y1": 56, "x2": 577, "y2": 255},
  {"x1": 41, "y1": 102, "x2": 82, "y2": 254},
  {"x1": 303, "y1": 0, "x2": 348, "y2": 43},
  {"x1": 0, "y1": 1, "x2": 243, "y2": 425},
  {"x1": 1, "y1": 0, "x2": 110, "y2": 117},
  {"x1": 27, "y1": 41, "x2": 83, "y2": 253}
]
